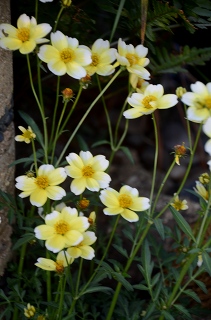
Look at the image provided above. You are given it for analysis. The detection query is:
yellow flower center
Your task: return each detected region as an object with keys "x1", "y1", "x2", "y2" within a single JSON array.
[
  {"x1": 119, "y1": 194, "x2": 132, "y2": 208},
  {"x1": 172, "y1": 200, "x2": 183, "y2": 211},
  {"x1": 91, "y1": 54, "x2": 99, "y2": 66},
  {"x1": 35, "y1": 176, "x2": 49, "y2": 189},
  {"x1": 60, "y1": 48, "x2": 74, "y2": 63},
  {"x1": 126, "y1": 53, "x2": 138, "y2": 66},
  {"x1": 55, "y1": 260, "x2": 64, "y2": 273},
  {"x1": 17, "y1": 27, "x2": 30, "y2": 42},
  {"x1": 55, "y1": 220, "x2": 70, "y2": 234},
  {"x1": 23, "y1": 130, "x2": 33, "y2": 140},
  {"x1": 205, "y1": 96, "x2": 211, "y2": 109},
  {"x1": 142, "y1": 95, "x2": 157, "y2": 109},
  {"x1": 82, "y1": 165, "x2": 94, "y2": 177}
]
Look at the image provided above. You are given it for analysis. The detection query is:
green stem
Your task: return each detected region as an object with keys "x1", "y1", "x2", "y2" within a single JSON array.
[
  {"x1": 148, "y1": 114, "x2": 159, "y2": 217},
  {"x1": 155, "y1": 123, "x2": 202, "y2": 220},
  {"x1": 46, "y1": 250, "x2": 52, "y2": 303},
  {"x1": 58, "y1": 275, "x2": 66, "y2": 320},
  {"x1": 53, "y1": 6, "x2": 65, "y2": 32},
  {"x1": 151, "y1": 158, "x2": 176, "y2": 216},
  {"x1": 96, "y1": 75, "x2": 114, "y2": 148},
  {"x1": 36, "y1": 54, "x2": 44, "y2": 110},
  {"x1": 55, "y1": 68, "x2": 122, "y2": 167},
  {"x1": 58, "y1": 85, "x2": 83, "y2": 137},
  {"x1": 184, "y1": 104, "x2": 192, "y2": 151},
  {"x1": 51, "y1": 99, "x2": 68, "y2": 164},
  {"x1": 106, "y1": 221, "x2": 152, "y2": 320},
  {"x1": 49, "y1": 76, "x2": 61, "y2": 149},
  {"x1": 26, "y1": 54, "x2": 48, "y2": 163},
  {"x1": 79, "y1": 215, "x2": 121, "y2": 297},
  {"x1": 31, "y1": 138, "x2": 38, "y2": 173}
]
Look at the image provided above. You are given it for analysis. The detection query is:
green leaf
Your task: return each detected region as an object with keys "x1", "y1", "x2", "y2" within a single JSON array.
[
  {"x1": 154, "y1": 218, "x2": 165, "y2": 240},
  {"x1": 79, "y1": 286, "x2": 113, "y2": 296},
  {"x1": 151, "y1": 273, "x2": 160, "y2": 287},
  {"x1": 91, "y1": 140, "x2": 111, "y2": 147},
  {"x1": 18, "y1": 110, "x2": 44, "y2": 148},
  {"x1": 77, "y1": 134, "x2": 89, "y2": 151},
  {"x1": 193, "y1": 279, "x2": 208, "y2": 294},
  {"x1": 112, "y1": 272, "x2": 133, "y2": 291},
  {"x1": 119, "y1": 146, "x2": 134, "y2": 164},
  {"x1": 169, "y1": 206, "x2": 196, "y2": 242},
  {"x1": 173, "y1": 304, "x2": 191, "y2": 319},
  {"x1": 112, "y1": 244, "x2": 128, "y2": 258},
  {"x1": 161, "y1": 311, "x2": 175, "y2": 320},
  {"x1": 12, "y1": 233, "x2": 35, "y2": 250},
  {"x1": 183, "y1": 289, "x2": 201, "y2": 303},
  {"x1": 202, "y1": 251, "x2": 211, "y2": 276},
  {"x1": 133, "y1": 284, "x2": 149, "y2": 291}
]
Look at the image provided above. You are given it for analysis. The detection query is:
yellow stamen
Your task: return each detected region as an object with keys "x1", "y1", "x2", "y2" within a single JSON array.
[
  {"x1": 17, "y1": 28, "x2": 30, "y2": 42},
  {"x1": 91, "y1": 54, "x2": 99, "y2": 66},
  {"x1": 60, "y1": 48, "x2": 74, "y2": 63},
  {"x1": 142, "y1": 95, "x2": 157, "y2": 109},
  {"x1": 55, "y1": 220, "x2": 70, "y2": 234},
  {"x1": 23, "y1": 130, "x2": 33, "y2": 140},
  {"x1": 82, "y1": 165, "x2": 94, "y2": 177},
  {"x1": 35, "y1": 176, "x2": 49, "y2": 189},
  {"x1": 55, "y1": 260, "x2": 64, "y2": 273},
  {"x1": 126, "y1": 53, "x2": 138, "y2": 65},
  {"x1": 205, "y1": 96, "x2": 211, "y2": 109},
  {"x1": 119, "y1": 194, "x2": 132, "y2": 208}
]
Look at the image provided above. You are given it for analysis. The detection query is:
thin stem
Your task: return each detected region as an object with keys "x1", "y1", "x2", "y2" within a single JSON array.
[
  {"x1": 106, "y1": 221, "x2": 152, "y2": 320},
  {"x1": 58, "y1": 85, "x2": 83, "y2": 137},
  {"x1": 151, "y1": 158, "x2": 176, "y2": 215},
  {"x1": 31, "y1": 138, "x2": 38, "y2": 173},
  {"x1": 26, "y1": 54, "x2": 48, "y2": 163},
  {"x1": 36, "y1": 55, "x2": 44, "y2": 110},
  {"x1": 79, "y1": 215, "x2": 121, "y2": 297},
  {"x1": 155, "y1": 123, "x2": 202, "y2": 220},
  {"x1": 54, "y1": 6, "x2": 65, "y2": 32},
  {"x1": 148, "y1": 113, "x2": 159, "y2": 217},
  {"x1": 96, "y1": 74, "x2": 114, "y2": 148},
  {"x1": 49, "y1": 76, "x2": 61, "y2": 149},
  {"x1": 184, "y1": 104, "x2": 192, "y2": 151},
  {"x1": 55, "y1": 68, "x2": 122, "y2": 167},
  {"x1": 51, "y1": 99, "x2": 68, "y2": 164},
  {"x1": 58, "y1": 275, "x2": 66, "y2": 320}
]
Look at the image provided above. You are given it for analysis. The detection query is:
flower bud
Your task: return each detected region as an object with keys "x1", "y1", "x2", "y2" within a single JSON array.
[{"x1": 62, "y1": 88, "x2": 74, "y2": 102}]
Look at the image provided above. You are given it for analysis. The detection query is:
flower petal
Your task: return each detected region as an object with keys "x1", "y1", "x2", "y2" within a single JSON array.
[{"x1": 121, "y1": 209, "x2": 139, "y2": 222}]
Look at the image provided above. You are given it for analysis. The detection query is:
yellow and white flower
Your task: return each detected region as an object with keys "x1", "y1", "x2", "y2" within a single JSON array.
[
  {"x1": 203, "y1": 117, "x2": 211, "y2": 155},
  {"x1": 80, "y1": 39, "x2": 117, "y2": 76},
  {"x1": 24, "y1": 303, "x2": 36, "y2": 318},
  {"x1": 181, "y1": 81, "x2": 211, "y2": 123},
  {"x1": 99, "y1": 185, "x2": 150, "y2": 222},
  {"x1": 130, "y1": 73, "x2": 149, "y2": 93},
  {"x1": 35, "y1": 250, "x2": 73, "y2": 273},
  {"x1": 124, "y1": 84, "x2": 178, "y2": 119},
  {"x1": 65, "y1": 151, "x2": 111, "y2": 195},
  {"x1": 171, "y1": 194, "x2": 188, "y2": 211},
  {"x1": 67, "y1": 231, "x2": 97, "y2": 260},
  {"x1": 0, "y1": 14, "x2": 51, "y2": 54},
  {"x1": 34, "y1": 207, "x2": 90, "y2": 253},
  {"x1": 15, "y1": 164, "x2": 67, "y2": 207},
  {"x1": 116, "y1": 38, "x2": 150, "y2": 79},
  {"x1": 15, "y1": 126, "x2": 36, "y2": 143},
  {"x1": 38, "y1": 30, "x2": 92, "y2": 79},
  {"x1": 194, "y1": 181, "x2": 209, "y2": 202}
]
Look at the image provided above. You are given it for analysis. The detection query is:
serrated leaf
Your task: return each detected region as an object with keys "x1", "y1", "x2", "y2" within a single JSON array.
[
  {"x1": 112, "y1": 272, "x2": 133, "y2": 291},
  {"x1": 169, "y1": 206, "x2": 196, "y2": 242},
  {"x1": 112, "y1": 244, "x2": 128, "y2": 258},
  {"x1": 154, "y1": 218, "x2": 165, "y2": 240},
  {"x1": 193, "y1": 279, "x2": 208, "y2": 294},
  {"x1": 161, "y1": 310, "x2": 175, "y2": 320},
  {"x1": 173, "y1": 304, "x2": 191, "y2": 319},
  {"x1": 183, "y1": 289, "x2": 201, "y2": 303}
]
